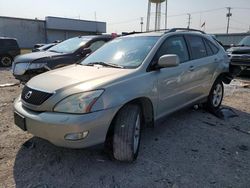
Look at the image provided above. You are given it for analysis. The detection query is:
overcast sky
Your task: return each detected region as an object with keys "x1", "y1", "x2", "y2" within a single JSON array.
[{"x1": 0, "y1": 0, "x2": 250, "y2": 34}]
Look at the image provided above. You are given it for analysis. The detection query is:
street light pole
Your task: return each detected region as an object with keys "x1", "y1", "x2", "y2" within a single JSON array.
[
  {"x1": 165, "y1": 0, "x2": 168, "y2": 29},
  {"x1": 140, "y1": 17, "x2": 144, "y2": 32},
  {"x1": 187, "y1": 13, "x2": 191, "y2": 29}
]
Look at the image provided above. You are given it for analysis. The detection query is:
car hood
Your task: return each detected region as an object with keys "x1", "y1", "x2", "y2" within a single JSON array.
[
  {"x1": 14, "y1": 51, "x2": 60, "y2": 62},
  {"x1": 27, "y1": 65, "x2": 134, "y2": 93},
  {"x1": 228, "y1": 46, "x2": 250, "y2": 54}
]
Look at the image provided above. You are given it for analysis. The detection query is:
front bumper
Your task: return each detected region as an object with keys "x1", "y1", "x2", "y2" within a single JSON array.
[
  {"x1": 12, "y1": 62, "x2": 48, "y2": 82},
  {"x1": 14, "y1": 98, "x2": 119, "y2": 148}
]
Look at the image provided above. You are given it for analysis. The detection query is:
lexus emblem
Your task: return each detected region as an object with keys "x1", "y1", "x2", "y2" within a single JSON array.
[{"x1": 25, "y1": 91, "x2": 33, "y2": 99}]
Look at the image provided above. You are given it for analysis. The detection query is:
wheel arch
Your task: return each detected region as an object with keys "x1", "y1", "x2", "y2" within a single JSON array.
[
  {"x1": 0, "y1": 53, "x2": 13, "y2": 59},
  {"x1": 215, "y1": 72, "x2": 233, "y2": 85},
  {"x1": 105, "y1": 97, "x2": 154, "y2": 143}
]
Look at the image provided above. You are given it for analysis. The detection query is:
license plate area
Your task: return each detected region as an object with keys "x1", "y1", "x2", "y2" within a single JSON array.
[{"x1": 14, "y1": 112, "x2": 27, "y2": 131}]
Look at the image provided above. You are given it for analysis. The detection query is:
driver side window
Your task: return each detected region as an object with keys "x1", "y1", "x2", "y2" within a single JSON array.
[{"x1": 155, "y1": 36, "x2": 189, "y2": 63}]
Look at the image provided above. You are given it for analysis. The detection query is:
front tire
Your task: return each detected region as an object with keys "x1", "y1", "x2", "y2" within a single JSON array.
[
  {"x1": 112, "y1": 104, "x2": 142, "y2": 162},
  {"x1": 0, "y1": 55, "x2": 13, "y2": 67},
  {"x1": 206, "y1": 79, "x2": 224, "y2": 112}
]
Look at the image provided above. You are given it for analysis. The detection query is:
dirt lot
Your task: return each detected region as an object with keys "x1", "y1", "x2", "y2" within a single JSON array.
[{"x1": 0, "y1": 68, "x2": 250, "y2": 188}]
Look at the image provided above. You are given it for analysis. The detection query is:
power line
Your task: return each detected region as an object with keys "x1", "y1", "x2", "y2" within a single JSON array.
[
  {"x1": 232, "y1": 7, "x2": 250, "y2": 10},
  {"x1": 206, "y1": 27, "x2": 225, "y2": 32},
  {"x1": 164, "y1": 7, "x2": 225, "y2": 17},
  {"x1": 108, "y1": 6, "x2": 250, "y2": 33},
  {"x1": 230, "y1": 26, "x2": 248, "y2": 31},
  {"x1": 231, "y1": 18, "x2": 249, "y2": 26},
  {"x1": 109, "y1": 7, "x2": 229, "y2": 27},
  {"x1": 109, "y1": 18, "x2": 141, "y2": 25}
]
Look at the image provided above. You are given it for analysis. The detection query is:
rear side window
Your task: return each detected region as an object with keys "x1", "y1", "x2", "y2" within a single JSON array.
[
  {"x1": 203, "y1": 39, "x2": 219, "y2": 56},
  {"x1": 186, "y1": 36, "x2": 207, "y2": 59},
  {"x1": 0, "y1": 39, "x2": 18, "y2": 47},
  {"x1": 203, "y1": 39, "x2": 213, "y2": 56},
  {"x1": 207, "y1": 40, "x2": 219, "y2": 54},
  {"x1": 3, "y1": 39, "x2": 17, "y2": 47},
  {"x1": 155, "y1": 36, "x2": 189, "y2": 63}
]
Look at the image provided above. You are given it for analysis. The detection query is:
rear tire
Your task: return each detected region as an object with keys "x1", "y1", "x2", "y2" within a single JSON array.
[
  {"x1": 0, "y1": 55, "x2": 13, "y2": 67},
  {"x1": 206, "y1": 79, "x2": 224, "y2": 112},
  {"x1": 112, "y1": 104, "x2": 142, "y2": 162}
]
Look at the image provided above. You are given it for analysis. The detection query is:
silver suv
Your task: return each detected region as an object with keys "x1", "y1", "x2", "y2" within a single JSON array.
[{"x1": 14, "y1": 28, "x2": 231, "y2": 162}]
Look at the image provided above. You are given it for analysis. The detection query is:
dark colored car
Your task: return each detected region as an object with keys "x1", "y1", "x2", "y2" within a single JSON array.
[
  {"x1": 33, "y1": 43, "x2": 46, "y2": 49},
  {"x1": 0, "y1": 37, "x2": 20, "y2": 67},
  {"x1": 12, "y1": 35, "x2": 112, "y2": 82},
  {"x1": 227, "y1": 36, "x2": 250, "y2": 76}
]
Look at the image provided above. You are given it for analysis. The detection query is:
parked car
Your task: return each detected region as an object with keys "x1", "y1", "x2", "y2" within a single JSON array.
[
  {"x1": 0, "y1": 37, "x2": 20, "y2": 67},
  {"x1": 14, "y1": 28, "x2": 232, "y2": 162},
  {"x1": 12, "y1": 35, "x2": 112, "y2": 82},
  {"x1": 32, "y1": 43, "x2": 58, "y2": 52},
  {"x1": 33, "y1": 43, "x2": 46, "y2": 49},
  {"x1": 227, "y1": 36, "x2": 250, "y2": 76}
]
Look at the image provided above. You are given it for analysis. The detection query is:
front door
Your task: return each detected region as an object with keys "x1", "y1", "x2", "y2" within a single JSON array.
[{"x1": 153, "y1": 35, "x2": 199, "y2": 119}]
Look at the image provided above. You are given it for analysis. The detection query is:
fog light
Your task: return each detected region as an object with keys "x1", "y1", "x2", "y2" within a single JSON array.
[{"x1": 64, "y1": 131, "x2": 89, "y2": 141}]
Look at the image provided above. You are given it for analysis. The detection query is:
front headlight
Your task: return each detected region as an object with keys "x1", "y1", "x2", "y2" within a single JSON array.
[
  {"x1": 12, "y1": 63, "x2": 29, "y2": 75},
  {"x1": 28, "y1": 62, "x2": 47, "y2": 70},
  {"x1": 54, "y1": 90, "x2": 104, "y2": 114}
]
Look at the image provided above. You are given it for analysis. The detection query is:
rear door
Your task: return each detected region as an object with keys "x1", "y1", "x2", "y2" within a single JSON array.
[{"x1": 185, "y1": 35, "x2": 219, "y2": 96}]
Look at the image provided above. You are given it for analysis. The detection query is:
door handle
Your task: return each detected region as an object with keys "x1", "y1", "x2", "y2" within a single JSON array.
[{"x1": 189, "y1": 66, "x2": 195, "y2": 71}]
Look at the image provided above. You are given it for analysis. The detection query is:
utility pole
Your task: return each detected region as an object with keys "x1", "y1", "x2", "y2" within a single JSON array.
[
  {"x1": 165, "y1": 0, "x2": 168, "y2": 29},
  {"x1": 226, "y1": 7, "x2": 232, "y2": 34},
  {"x1": 187, "y1": 13, "x2": 191, "y2": 29},
  {"x1": 140, "y1": 17, "x2": 144, "y2": 32}
]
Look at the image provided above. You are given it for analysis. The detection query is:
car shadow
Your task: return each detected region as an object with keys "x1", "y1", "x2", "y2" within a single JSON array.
[{"x1": 13, "y1": 106, "x2": 250, "y2": 188}]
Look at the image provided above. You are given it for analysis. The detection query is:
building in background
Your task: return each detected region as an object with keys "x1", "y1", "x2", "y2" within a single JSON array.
[{"x1": 0, "y1": 16, "x2": 106, "y2": 49}]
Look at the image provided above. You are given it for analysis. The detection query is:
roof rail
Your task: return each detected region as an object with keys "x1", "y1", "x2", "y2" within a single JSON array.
[
  {"x1": 119, "y1": 28, "x2": 206, "y2": 36},
  {"x1": 122, "y1": 31, "x2": 143, "y2": 36},
  {"x1": 167, "y1": 28, "x2": 206, "y2": 34}
]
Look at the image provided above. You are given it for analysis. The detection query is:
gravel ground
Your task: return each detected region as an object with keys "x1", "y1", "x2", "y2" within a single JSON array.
[{"x1": 0, "y1": 68, "x2": 250, "y2": 188}]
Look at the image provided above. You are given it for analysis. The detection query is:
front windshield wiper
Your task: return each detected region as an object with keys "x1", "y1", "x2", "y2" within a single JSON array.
[
  {"x1": 86, "y1": 62, "x2": 124, "y2": 69},
  {"x1": 49, "y1": 50, "x2": 62, "y2": 53}
]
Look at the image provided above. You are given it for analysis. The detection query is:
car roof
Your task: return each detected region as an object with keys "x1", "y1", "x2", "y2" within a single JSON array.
[{"x1": 0, "y1": 37, "x2": 17, "y2": 41}]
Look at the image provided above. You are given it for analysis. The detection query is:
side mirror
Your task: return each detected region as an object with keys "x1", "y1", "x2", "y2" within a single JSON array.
[
  {"x1": 81, "y1": 48, "x2": 92, "y2": 55},
  {"x1": 157, "y1": 54, "x2": 180, "y2": 68}
]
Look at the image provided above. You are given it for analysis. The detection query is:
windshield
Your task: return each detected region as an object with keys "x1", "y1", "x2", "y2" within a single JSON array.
[
  {"x1": 39, "y1": 43, "x2": 55, "y2": 51},
  {"x1": 238, "y1": 36, "x2": 250, "y2": 46},
  {"x1": 80, "y1": 36, "x2": 159, "y2": 68},
  {"x1": 49, "y1": 36, "x2": 94, "y2": 53}
]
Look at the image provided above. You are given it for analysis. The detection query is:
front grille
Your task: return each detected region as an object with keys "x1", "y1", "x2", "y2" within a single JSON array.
[
  {"x1": 232, "y1": 51, "x2": 250, "y2": 55},
  {"x1": 21, "y1": 86, "x2": 53, "y2": 106}
]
